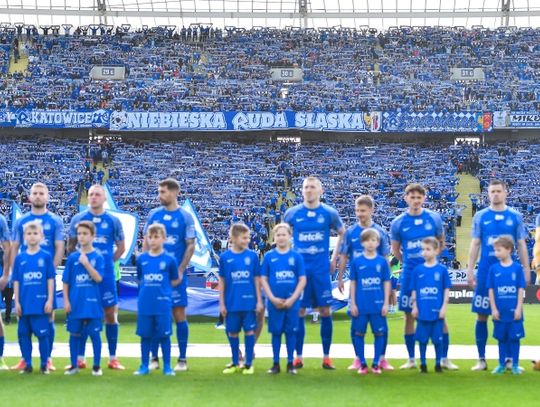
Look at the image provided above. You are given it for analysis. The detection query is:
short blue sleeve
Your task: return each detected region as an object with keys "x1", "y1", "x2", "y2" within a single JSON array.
[
  {"x1": 390, "y1": 217, "x2": 401, "y2": 242},
  {"x1": 62, "y1": 256, "x2": 73, "y2": 283},
  {"x1": 339, "y1": 229, "x2": 351, "y2": 255},
  {"x1": 471, "y1": 212, "x2": 481, "y2": 239},
  {"x1": 46, "y1": 254, "x2": 56, "y2": 279},
  {"x1": 260, "y1": 254, "x2": 270, "y2": 278},
  {"x1": 378, "y1": 227, "x2": 391, "y2": 256},
  {"x1": 53, "y1": 214, "x2": 65, "y2": 241},
  {"x1": 536, "y1": 214, "x2": 540, "y2": 228},
  {"x1": 112, "y1": 215, "x2": 125, "y2": 242},
  {"x1": 68, "y1": 213, "x2": 81, "y2": 239},
  {"x1": 0, "y1": 215, "x2": 9, "y2": 242},
  {"x1": 443, "y1": 266, "x2": 452, "y2": 289},
  {"x1": 381, "y1": 259, "x2": 390, "y2": 281},
  {"x1": 183, "y1": 211, "x2": 196, "y2": 240},
  {"x1": 516, "y1": 264, "x2": 526, "y2": 289},
  {"x1": 515, "y1": 212, "x2": 527, "y2": 241},
  {"x1": 169, "y1": 256, "x2": 180, "y2": 281},
  {"x1": 296, "y1": 253, "x2": 306, "y2": 277},
  {"x1": 252, "y1": 252, "x2": 261, "y2": 276},
  {"x1": 12, "y1": 218, "x2": 22, "y2": 244},
  {"x1": 11, "y1": 256, "x2": 20, "y2": 282}
]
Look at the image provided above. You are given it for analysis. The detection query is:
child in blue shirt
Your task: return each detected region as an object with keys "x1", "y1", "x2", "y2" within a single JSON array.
[
  {"x1": 63, "y1": 221, "x2": 105, "y2": 376},
  {"x1": 219, "y1": 223, "x2": 262, "y2": 375},
  {"x1": 260, "y1": 223, "x2": 306, "y2": 375},
  {"x1": 134, "y1": 224, "x2": 180, "y2": 376},
  {"x1": 488, "y1": 236, "x2": 526, "y2": 375},
  {"x1": 349, "y1": 228, "x2": 391, "y2": 375},
  {"x1": 12, "y1": 221, "x2": 55, "y2": 374},
  {"x1": 411, "y1": 237, "x2": 451, "y2": 373}
]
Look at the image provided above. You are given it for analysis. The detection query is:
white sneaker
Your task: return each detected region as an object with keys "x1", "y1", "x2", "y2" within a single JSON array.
[
  {"x1": 149, "y1": 359, "x2": 160, "y2": 370},
  {"x1": 471, "y1": 359, "x2": 487, "y2": 371},
  {"x1": 64, "y1": 367, "x2": 79, "y2": 376},
  {"x1": 399, "y1": 359, "x2": 417, "y2": 369},
  {"x1": 174, "y1": 360, "x2": 188, "y2": 372},
  {"x1": 92, "y1": 367, "x2": 103, "y2": 376},
  {"x1": 441, "y1": 358, "x2": 459, "y2": 370}
]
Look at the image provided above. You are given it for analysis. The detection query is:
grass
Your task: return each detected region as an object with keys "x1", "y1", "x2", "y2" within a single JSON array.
[
  {"x1": 3, "y1": 304, "x2": 540, "y2": 345},
  {"x1": 2, "y1": 304, "x2": 540, "y2": 406},
  {"x1": 0, "y1": 357, "x2": 538, "y2": 407}
]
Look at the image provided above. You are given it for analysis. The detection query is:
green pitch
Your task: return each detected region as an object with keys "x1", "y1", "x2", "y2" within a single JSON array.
[
  {"x1": 3, "y1": 304, "x2": 540, "y2": 345},
  {"x1": 2, "y1": 304, "x2": 540, "y2": 407}
]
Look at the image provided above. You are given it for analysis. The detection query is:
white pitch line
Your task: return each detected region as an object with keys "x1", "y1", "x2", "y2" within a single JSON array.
[{"x1": 3, "y1": 343, "x2": 540, "y2": 360}]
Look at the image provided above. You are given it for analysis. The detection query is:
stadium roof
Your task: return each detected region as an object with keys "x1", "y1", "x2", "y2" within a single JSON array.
[{"x1": 0, "y1": 0, "x2": 538, "y2": 29}]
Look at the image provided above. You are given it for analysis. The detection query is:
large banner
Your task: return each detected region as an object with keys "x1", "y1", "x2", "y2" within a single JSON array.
[
  {"x1": 0, "y1": 108, "x2": 496, "y2": 132},
  {"x1": 493, "y1": 111, "x2": 540, "y2": 128},
  {"x1": 383, "y1": 111, "x2": 492, "y2": 133}
]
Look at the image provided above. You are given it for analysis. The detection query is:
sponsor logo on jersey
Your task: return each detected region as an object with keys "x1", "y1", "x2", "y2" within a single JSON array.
[
  {"x1": 361, "y1": 277, "x2": 381, "y2": 286},
  {"x1": 165, "y1": 236, "x2": 178, "y2": 245},
  {"x1": 144, "y1": 273, "x2": 164, "y2": 282},
  {"x1": 231, "y1": 270, "x2": 250, "y2": 280},
  {"x1": 498, "y1": 286, "x2": 516, "y2": 295},
  {"x1": 420, "y1": 287, "x2": 438, "y2": 295},
  {"x1": 414, "y1": 219, "x2": 423, "y2": 226},
  {"x1": 275, "y1": 270, "x2": 295, "y2": 280},
  {"x1": 298, "y1": 232, "x2": 324, "y2": 242},
  {"x1": 76, "y1": 273, "x2": 93, "y2": 284},
  {"x1": 307, "y1": 211, "x2": 316, "y2": 218},
  {"x1": 93, "y1": 236, "x2": 108, "y2": 245},
  {"x1": 23, "y1": 271, "x2": 43, "y2": 281},
  {"x1": 406, "y1": 239, "x2": 423, "y2": 250}
]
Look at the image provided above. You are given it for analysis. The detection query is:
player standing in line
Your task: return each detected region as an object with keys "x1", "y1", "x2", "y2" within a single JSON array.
[
  {"x1": 411, "y1": 237, "x2": 451, "y2": 373},
  {"x1": 349, "y1": 228, "x2": 391, "y2": 375},
  {"x1": 337, "y1": 195, "x2": 394, "y2": 371},
  {"x1": 134, "y1": 224, "x2": 180, "y2": 376},
  {"x1": 12, "y1": 221, "x2": 55, "y2": 374},
  {"x1": 143, "y1": 178, "x2": 195, "y2": 372},
  {"x1": 391, "y1": 183, "x2": 457, "y2": 370},
  {"x1": 10, "y1": 183, "x2": 64, "y2": 371},
  {"x1": 219, "y1": 223, "x2": 262, "y2": 375},
  {"x1": 466, "y1": 179, "x2": 529, "y2": 371},
  {"x1": 63, "y1": 221, "x2": 105, "y2": 376},
  {"x1": 0, "y1": 213, "x2": 10, "y2": 369},
  {"x1": 284, "y1": 176, "x2": 345, "y2": 370},
  {"x1": 260, "y1": 223, "x2": 306, "y2": 375},
  {"x1": 68, "y1": 184, "x2": 125, "y2": 370},
  {"x1": 488, "y1": 237, "x2": 526, "y2": 375}
]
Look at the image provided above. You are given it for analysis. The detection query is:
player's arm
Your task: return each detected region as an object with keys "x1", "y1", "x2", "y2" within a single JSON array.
[
  {"x1": 330, "y1": 227, "x2": 345, "y2": 273},
  {"x1": 439, "y1": 288, "x2": 450, "y2": 319},
  {"x1": 63, "y1": 283, "x2": 71, "y2": 314},
  {"x1": 532, "y1": 227, "x2": 540, "y2": 275},
  {"x1": 45, "y1": 277, "x2": 54, "y2": 313},
  {"x1": 349, "y1": 279, "x2": 358, "y2": 317},
  {"x1": 67, "y1": 237, "x2": 78, "y2": 254},
  {"x1": 516, "y1": 239, "x2": 531, "y2": 285},
  {"x1": 515, "y1": 287, "x2": 524, "y2": 320},
  {"x1": 260, "y1": 276, "x2": 279, "y2": 308},
  {"x1": 218, "y1": 276, "x2": 227, "y2": 317},
  {"x1": 113, "y1": 239, "x2": 126, "y2": 262},
  {"x1": 488, "y1": 288, "x2": 499, "y2": 320},
  {"x1": 178, "y1": 238, "x2": 195, "y2": 282},
  {"x1": 437, "y1": 232, "x2": 446, "y2": 252},
  {"x1": 79, "y1": 253, "x2": 103, "y2": 283},
  {"x1": 382, "y1": 280, "x2": 391, "y2": 317},
  {"x1": 170, "y1": 258, "x2": 181, "y2": 287},
  {"x1": 337, "y1": 252, "x2": 348, "y2": 293},
  {"x1": 255, "y1": 275, "x2": 263, "y2": 313},
  {"x1": 410, "y1": 289, "x2": 418, "y2": 318},
  {"x1": 53, "y1": 239, "x2": 65, "y2": 269},
  {"x1": 391, "y1": 240, "x2": 402, "y2": 263},
  {"x1": 466, "y1": 238, "x2": 481, "y2": 287},
  {"x1": 0, "y1": 240, "x2": 11, "y2": 289}
]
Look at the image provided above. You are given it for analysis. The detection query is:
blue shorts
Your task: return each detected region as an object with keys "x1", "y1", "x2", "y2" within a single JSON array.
[
  {"x1": 136, "y1": 314, "x2": 173, "y2": 338},
  {"x1": 226, "y1": 311, "x2": 257, "y2": 334},
  {"x1": 391, "y1": 275, "x2": 399, "y2": 290},
  {"x1": 171, "y1": 277, "x2": 188, "y2": 308},
  {"x1": 66, "y1": 317, "x2": 103, "y2": 335},
  {"x1": 267, "y1": 303, "x2": 299, "y2": 334},
  {"x1": 471, "y1": 274, "x2": 490, "y2": 315},
  {"x1": 18, "y1": 315, "x2": 50, "y2": 338},
  {"x1": 352, "y1": 314, "x2": 387, "y2": 335},
  {"x1": 398, "y1": 272, "x2": 413, "y2": 313},
  {"x1": 99, "y1": 275, "x2": 118, "y2": 308},
  {"x1": 415, "y1": 319, "x2": 444, "y2": 344},
  {"x1": 300, "y1": 272, "x2": 333, "y2": 309},
  {"x1": 493, "y1": 320, "x2": 525, "y2": 342}
]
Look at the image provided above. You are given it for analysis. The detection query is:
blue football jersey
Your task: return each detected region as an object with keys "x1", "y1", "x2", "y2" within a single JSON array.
[
  {"x1": 487, "y1": 262, "x2": 526, "y2": 322},
  {"x1": 0, "y1": 214, "x2": 8, "y2": 243},
  {"x1": 219, "y1": 249, "x2": 260, "y2": 312},
  {"x1": 69, "y1": 210, "x2": 124, "y2": 276},
  {"x1": 137, "y1": 252, "x2": 179, "y2": 315},
  {"x1": 260, "y1": 249, "x2": 305, "y2": 299},
  {"x1": 412, "y1": 263, "x2": 451, "y2": 321},
  {"x1": 13, "y1": 211, "x2": 64, "y2": 257},
  {"x1": 62, "y1": 250, "x2": 105, "y2": 319},
  {"x1": 284, "y1": 203, "x2": 343, "y2": 274},
  {"x1": 349, "y1": 254, "x2": 390, "y2": 314},
  {"x1": 390, "y1": 209, "x2": 443, "y2": 273},
  {"x1": 340, "y1": 222, "x2": 390, "y2": 259},
  {"x1": 144, "y1": 207, "x2": 196, "y2": 264},
  {"x1": 12, "y1": 249, "x2": 55, "y2": 315},
  {"x1": 472, "y1": 207, "x2": 527, "y2": 275}
]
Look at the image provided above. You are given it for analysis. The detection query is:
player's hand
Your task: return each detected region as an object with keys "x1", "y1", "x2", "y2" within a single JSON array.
[
  {"x1": 467, "y1": 272, "x2": 476, "y2": 289},
  {"x1": 381, "y1": 304, "x2": 388, "y2": 317},
  {"x1": 44, "y1": 300, "x2": 53, "y2": 314},
  {"x1": 337, "y1": 276, "x2": 344, "y2": 294},
  {"x1": 220, "y1": 304, "x2": 227, "y2": 318},
  {"x1": 256, "y1": 301, "x2": 264, "y2": 314},
  {"x1": 64, "y1": 301, "x2": 71, "y2": 314},
  {"x1": 439, "y1": 309, "x2": 446, "y2": 319},
  {"x1": 330, "y1": 258, "x2": 337, "y2": 275},
  {"x1": 411, "y1": 307, "x2": 418, "y2": 319},
  {"x1": 79, "y1": 252, "x2": 89, "y2": 267},
  {"x1": 15, "y1": 302, "x2": 22, "y2": 317},
  {"x1": 0, "y1": 275, "x2": 8, "y2": 291},
  {"x1": 178, "y1": 268, "x2": 184, "y2": 284},
  {"x1": 492, "y1": 309, "x2": 500, "y2": 321},
  {"x1": 514, "y1": 308, "x2": 522, "y2": 320},
  {"x1": 271, "y1": 297, "x2": 284, "y2": 309},
  {"x1": 350, "y1": 304, "x2": 358, "y2": 318},
  {"x1": 283, "y1": 298, "x2": 294, "y2": 309}
]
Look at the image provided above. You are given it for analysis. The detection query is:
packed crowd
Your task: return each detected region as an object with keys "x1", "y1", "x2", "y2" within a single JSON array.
[{"x1": 0, "y1": 25, "x2": 538, "y2": 112}]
